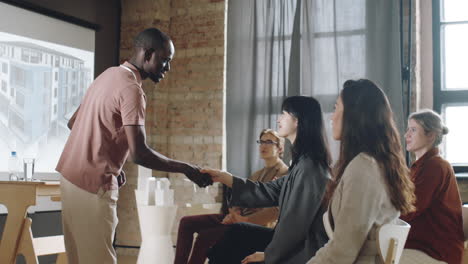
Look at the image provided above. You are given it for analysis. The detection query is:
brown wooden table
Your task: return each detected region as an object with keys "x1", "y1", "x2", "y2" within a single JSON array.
[{"x1": 0, "y1": 181, "x2": 66, "y2": 264}]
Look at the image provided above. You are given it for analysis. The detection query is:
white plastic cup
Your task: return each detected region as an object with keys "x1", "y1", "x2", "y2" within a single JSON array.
[
  {"x1": 23, "y1": 158, "x2": 35, "y2": 181},
  {"x1": 146, "y1": 178, "x2": 157, "y2": 205},
  {"x1": 138, "y1": 166, "x2": 152, "y2": 191}
]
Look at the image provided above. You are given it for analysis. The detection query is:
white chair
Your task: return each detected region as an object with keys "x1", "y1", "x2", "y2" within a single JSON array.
[
  {"x1": 322, "y1": 211, "x2": 333, "y2": 239},
  {"x1": 322, "y1": 212, "x2": 410, "y2": 264},
  {"x1": 376, "y1": 219, "x2": 411, "y2": 264}
]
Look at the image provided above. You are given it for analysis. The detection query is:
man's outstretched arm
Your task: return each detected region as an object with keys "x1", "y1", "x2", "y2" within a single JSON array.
[{"x1": 124, "y1": 125, "x2": 212, "y2": 187}]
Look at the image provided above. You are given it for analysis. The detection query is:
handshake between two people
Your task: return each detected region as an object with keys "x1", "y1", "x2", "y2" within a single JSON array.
[
  {"x1": 188, "y1": 166, "x2": 265, "y2": 264},
  {"x1": 185, "y1": 167, "x2": 265, "y2": 263},
  {"x1": 183, "y1": 164, "x2": 234, "y2": 188}
]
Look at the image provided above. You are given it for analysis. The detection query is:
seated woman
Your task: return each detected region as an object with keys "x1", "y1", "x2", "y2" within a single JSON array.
[
  {"x1": 173, "y1": 129, "x2": 288, "y2": 264},
  {"x1": 203, "y1": 96, "x2": 331, "y2": 264},
  {"x1": 399, "y1": 109, "x2": 463, "y2": 264},
  {"x1": 307, "y1": 79, "x2": 415, "y2": 263}
]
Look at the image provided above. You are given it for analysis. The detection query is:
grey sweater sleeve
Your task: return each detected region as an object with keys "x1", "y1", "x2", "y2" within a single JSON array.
[
  {"x1": 230, "y1": 174, "x2": 288, "y2": 208},
  {"x1": 265, "y1": 161, "x2": 329, "y2": 263}
]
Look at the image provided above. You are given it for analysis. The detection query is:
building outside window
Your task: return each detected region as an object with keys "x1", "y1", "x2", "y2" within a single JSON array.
[
  {"x1": 11, "y1": 65, "x2": 26, "y2": 87},
  {"x1": 1, "y1": 80, "x2": 6, "y2": 93},
  {"x1": 16, "y1": 91, "x2": 25, "y2": 109}
]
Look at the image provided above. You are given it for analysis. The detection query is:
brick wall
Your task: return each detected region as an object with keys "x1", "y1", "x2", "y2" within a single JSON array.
[{"x1": 116, "y1": 0, "x2": 226, "y2": 254}]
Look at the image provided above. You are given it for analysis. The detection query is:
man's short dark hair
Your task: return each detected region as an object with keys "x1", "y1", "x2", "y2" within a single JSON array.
[{"x1": 133, "y1": 28, "x2": 171, "y2": 51}]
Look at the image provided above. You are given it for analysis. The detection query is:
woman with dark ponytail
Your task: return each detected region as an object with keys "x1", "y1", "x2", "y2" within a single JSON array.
[{"x1": 203, "y1": 96, "x2": 331, "y2": 264}]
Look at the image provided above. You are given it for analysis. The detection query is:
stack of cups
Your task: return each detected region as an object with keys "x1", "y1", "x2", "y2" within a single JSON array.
[
  {"x1": 138, "y1": 166, "x2": 175, "y2": 206},
  {"x1": 138, "y1": 166, "x2": 152, "y2": 192},
  {"x1": 155, "y1": 178, "x2": 174, "y2": 206},
  {"x1": 145, "y1": 177, "x2": 157, "y2": 205}
]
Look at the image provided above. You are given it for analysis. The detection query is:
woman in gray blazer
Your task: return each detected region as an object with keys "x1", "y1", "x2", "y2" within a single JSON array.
[
  {"x1": 307, "y1": 79, "x2": 416, "y2": 264},
  {"x1": 203, "y1": 96, "x2": 331, "y2": 264}
]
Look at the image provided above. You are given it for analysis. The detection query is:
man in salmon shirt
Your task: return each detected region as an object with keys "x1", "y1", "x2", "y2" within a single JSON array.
[{"x1": 56, "y1": 28, "x2": 211, "y2": 264}]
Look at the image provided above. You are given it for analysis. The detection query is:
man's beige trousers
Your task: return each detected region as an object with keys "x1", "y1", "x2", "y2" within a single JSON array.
[{"x1": 60, "y1": 176, "x2": 119, "y2": 264}]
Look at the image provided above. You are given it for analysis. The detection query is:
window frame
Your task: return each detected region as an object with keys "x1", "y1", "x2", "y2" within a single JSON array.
[{"x1": 432, "y1": 0, "x2": 468, "y2": 173}]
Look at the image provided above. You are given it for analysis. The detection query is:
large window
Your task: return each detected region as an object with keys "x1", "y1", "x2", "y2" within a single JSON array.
[{"x1": 433, "y1": 0, "x2": 468, "y2": 172}]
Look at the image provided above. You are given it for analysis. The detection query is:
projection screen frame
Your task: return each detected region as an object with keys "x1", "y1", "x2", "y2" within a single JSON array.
[{"x1": 0, "y1": 0, "x2": 98, "y2": 213}]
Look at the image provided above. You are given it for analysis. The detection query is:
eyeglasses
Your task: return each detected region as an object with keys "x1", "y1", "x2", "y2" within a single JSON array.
[{"x1": 256, "y1": 140, "x2": 278, "y2": 145}]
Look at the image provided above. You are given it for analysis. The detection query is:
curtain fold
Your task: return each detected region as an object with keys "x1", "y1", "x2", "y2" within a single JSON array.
[{"x1": 226, "y1": 0, "x2": 403, "y2": 177}]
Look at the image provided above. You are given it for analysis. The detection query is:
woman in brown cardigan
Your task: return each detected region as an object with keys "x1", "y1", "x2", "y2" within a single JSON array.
[{"x1": 173, "y1": 129, "x2": 288, "y2": 264}]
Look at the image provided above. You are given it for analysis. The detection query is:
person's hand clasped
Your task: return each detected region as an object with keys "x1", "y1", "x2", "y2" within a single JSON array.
[
  {"x1": 117, "y1": 170, "x2": 126, "y2": 188},
  {"x1": 241, "y1": 252, "x2": 265, "y2": 264},
  {"x1": 221, "y1": 208, "x2": 249, "y2": 225},
  {"x1": 200, "y1": 168, "x2": 233, "y2": 187},
  {"x1": 221, "y1": 213, "x2": 234, "y2": 225},
  {"x1": 229, "y1": 208, "x2": 249, "y2": 223},
  {"x1": 184, "y1": 164, "x2": 213, "y2": 187}
]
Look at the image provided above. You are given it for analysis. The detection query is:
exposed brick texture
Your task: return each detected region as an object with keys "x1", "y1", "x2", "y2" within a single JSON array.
[{"x1": 116, "y1": 0, "x2": 226, "y2": 250}]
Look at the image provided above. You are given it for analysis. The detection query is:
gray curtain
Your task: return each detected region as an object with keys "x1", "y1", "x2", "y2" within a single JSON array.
[{"x1": 226, "y1": 0, "x2": 404, "y2": 177}]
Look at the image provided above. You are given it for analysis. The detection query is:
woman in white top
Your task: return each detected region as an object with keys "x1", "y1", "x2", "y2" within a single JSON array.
[{"x1": 307, "y1": 79, "x2": 416, "y2": 264}]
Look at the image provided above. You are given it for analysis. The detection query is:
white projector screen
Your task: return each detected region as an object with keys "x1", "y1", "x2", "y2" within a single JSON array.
[{"x1": 0, "y1": 2, "x2": 95, "y2": 175}]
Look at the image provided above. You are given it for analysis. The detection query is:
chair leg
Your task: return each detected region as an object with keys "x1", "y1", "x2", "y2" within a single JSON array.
[
  {"x1": 56, "y1": 253, "x2": 68, "y2": 264},
  {"x1": 385, "y1": 238, "x2": 398, "y2": 264},
  {"x1": 17, "y1": 218, "x2": 39, "y2": 264}
]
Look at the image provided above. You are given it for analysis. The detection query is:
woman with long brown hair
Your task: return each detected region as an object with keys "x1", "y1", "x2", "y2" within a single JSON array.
[{"x1": 307, "y1": 79, "x2": 415, "y2": 263}]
